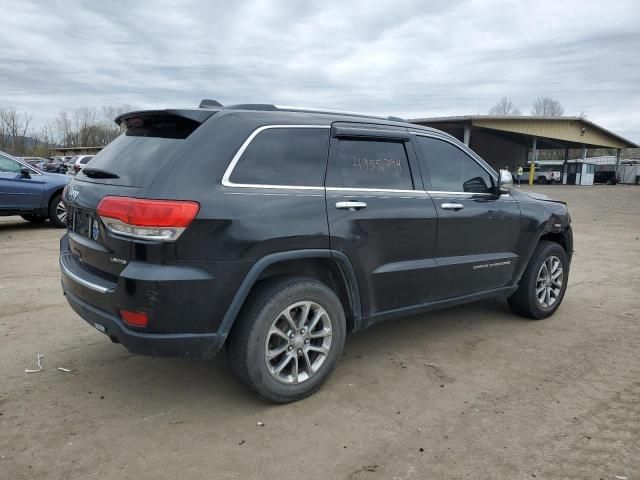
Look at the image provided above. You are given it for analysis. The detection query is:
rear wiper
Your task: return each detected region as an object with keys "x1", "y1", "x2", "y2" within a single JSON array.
[{"x1": 82, "y1": 168, "x2": 120, "y2": 179}]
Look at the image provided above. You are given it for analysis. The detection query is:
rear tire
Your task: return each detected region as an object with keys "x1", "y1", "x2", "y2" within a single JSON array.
[
  {"x1": 48, "y1": 193, "x2": 67, "y2": 228},
  {"x1": 21, "y1": 214, "x2": 47, "y2": 223},
  {"x1": 226, "y1": 276, "x2": 346, "y2": 403},
  {"x1": 508, "y1": 241, "x2": 569, "y2": 319},
  {"x1": 537, "y1": 176, "x2": 547, "y2": 185}
]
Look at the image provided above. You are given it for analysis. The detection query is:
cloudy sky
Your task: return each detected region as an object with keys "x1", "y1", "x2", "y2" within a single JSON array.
[{"x1": 1, "y1": 0, "x2": 639, "y2": 142}]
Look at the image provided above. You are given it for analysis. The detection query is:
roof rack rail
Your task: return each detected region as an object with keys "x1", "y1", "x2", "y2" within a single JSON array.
[{"x1": 222, "y1": 103, "x2": 405, "y2": 122}]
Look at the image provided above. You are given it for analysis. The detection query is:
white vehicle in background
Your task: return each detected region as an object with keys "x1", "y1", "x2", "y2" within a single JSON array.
[
  {"x1": 516, "y1": 165, "x2": 562, "y2": 184},
  {"x1": 69, "y1": 155, "x2": 94, "y2": 175}
]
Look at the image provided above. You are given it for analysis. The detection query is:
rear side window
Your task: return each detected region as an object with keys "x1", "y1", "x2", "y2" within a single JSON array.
[
  {"x1": 330, "y1": 139, "x2": 413, "y2": 190},
  {"x1": 229, "y1": 127, "x2": 329, "y2": 187},
  {"x1": 80, "y1": 156, "x2": 93, "y2": 164},
  {"x1": 415, "y1": 136, "x2": 494, "y2": 193}
]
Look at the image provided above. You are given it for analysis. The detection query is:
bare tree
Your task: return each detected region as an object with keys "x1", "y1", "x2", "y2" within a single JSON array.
[
  {"x1": 54, "y1": 110, "x2": 73, "y2": 147},
  {"x1": 50, "y1": 104, "x2": 135, "y2": 148},
  {"x1": 0, "y1": 103, "x2": 139, "y2": 156},
  {"x1": 488, "y1": 97, "x2": 522, "y2": 116},
  {"x1": 102, "y1": 104, "x2": 136, "y2": 122},
  {"x1": 531, "y1": 97, "x2": 564, "y2": 116},
  {"x1": 0, "y1": 107, "x2": 33, "y2": 155}
]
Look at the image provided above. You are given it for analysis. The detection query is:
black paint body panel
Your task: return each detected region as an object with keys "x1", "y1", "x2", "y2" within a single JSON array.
[{"x1": 59, "y1": 107, "x2": 573, "y2": 359}]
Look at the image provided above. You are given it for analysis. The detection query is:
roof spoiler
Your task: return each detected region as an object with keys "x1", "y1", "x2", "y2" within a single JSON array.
[{"x1": 115, "y1": 108, "x2": 218, "y2": 126}]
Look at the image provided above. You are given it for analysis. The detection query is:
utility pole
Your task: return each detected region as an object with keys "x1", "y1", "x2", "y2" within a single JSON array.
[{"x1": 528, "y1": 136, "x2": 537, "y2": 185}]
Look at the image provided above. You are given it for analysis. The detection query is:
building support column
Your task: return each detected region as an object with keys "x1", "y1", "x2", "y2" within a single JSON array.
[
  {"x1": 615, "y1": 148, "x2": 622, "y2": 184},
  {"x1": 463, "y1": 123, "x2": 471, "y2": 146},
  {"x1": 582, "y1": 144, "x2": 587, "y2": 161},
  {"x1": 528, "y1": 136, "x2": 537, "y2": 185},
  {"x1": 562, "y1": 148, "x2": 569, "y2": 184}
]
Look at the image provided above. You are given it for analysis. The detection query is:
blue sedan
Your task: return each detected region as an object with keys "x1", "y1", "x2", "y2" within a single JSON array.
[{"x1": 0, "y1": 151, "x2": 70, "y2": 227}]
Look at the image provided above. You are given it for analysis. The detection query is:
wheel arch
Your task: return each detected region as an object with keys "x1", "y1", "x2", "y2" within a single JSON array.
[
  {"x1": 539, "y1": 229, "x2": 572, "y2": 257},
  {"x1": 514, "y1": 226, "x2": 573, "y2": 285},
  {"x1": 47, "y1": 186, "x2": 65, "y2": 209},
  {"x1": 218, "y1": 250, "x2": 361, "y2": 342}
]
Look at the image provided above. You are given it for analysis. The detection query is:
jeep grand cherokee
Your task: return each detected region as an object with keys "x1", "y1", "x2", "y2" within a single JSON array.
[{"x1": 60, "y1": 102, "x2": 573, "y2": 403}]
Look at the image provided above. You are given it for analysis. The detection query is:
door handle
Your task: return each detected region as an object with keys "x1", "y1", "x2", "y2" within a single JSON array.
[
  {"x1": 336, "y1": 201, "x2": 367, "y2": 211},
  {"x1": 441, "y1": 203, "x2": 464, "y2": 211}
]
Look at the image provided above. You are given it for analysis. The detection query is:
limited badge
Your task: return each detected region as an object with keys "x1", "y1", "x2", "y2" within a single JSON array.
[{"x1": 92, "y1": 219, "x2": 100, "y2": 241}]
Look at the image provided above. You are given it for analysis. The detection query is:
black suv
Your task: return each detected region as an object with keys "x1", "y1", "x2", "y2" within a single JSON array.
[{"x1": 60, "y1": 103, "x2": 572, "y2": 402}]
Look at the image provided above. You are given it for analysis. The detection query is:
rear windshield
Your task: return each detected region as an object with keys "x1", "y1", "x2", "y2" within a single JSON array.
[{"x1": 77, "y1": 115, "x2": 201, "y2": 186}]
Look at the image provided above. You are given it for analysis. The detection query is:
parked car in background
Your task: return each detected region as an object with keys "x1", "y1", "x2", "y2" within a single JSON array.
[
  {"x1": 516, "y1": 166, "x2": 561, "y2": 184},
  {"x1": 55, "y1": 156, "x2": 75, "y2": 165},
  {"x1": 46, "y1": 158, "x2": 68, "y2": 174},
  {"x1": 0, "y1": 151, "x2": 70, "y2": 227},
  {"x1": 71, "y1": 155, "x2": 94, "y2": 175},
  {"x1": 60, "y1": 103, "x2": 573, "y2": 403},
  {"x1": 23, "y1": 157, "x2": 46, "y2": 171},
  {"x1": 594, "y1": 170, "x2": 618, "y2": 184},
  {"x1": 23, "y1": 157, "x2": 68, "y2": 174},
  {"x1": 54, "y1": 156, "x2": 76, "y2": 174}
]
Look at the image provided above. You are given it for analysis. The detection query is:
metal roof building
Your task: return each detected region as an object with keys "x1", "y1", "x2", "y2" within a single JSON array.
[
  {"x1": 51, "y1": 146, "x2": 103, "y2": 156},
  {"x1": 409, "y1": 115, "x2": 638, "y2": 172}
]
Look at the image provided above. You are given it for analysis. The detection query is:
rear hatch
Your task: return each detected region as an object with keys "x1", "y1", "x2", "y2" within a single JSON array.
[{"x1": 63, "y1": 109, "x2": 216, "y2": 281}]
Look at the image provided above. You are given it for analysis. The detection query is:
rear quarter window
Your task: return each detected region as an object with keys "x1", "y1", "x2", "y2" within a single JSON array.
[{"x1": 228, "y1": 127, "x2": 329, "y2": 187}]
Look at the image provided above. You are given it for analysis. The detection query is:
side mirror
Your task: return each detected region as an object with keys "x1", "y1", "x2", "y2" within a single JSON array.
[
  {"x1": 20, "y1": 167, "x2": 31, "y2": 179},
  {"x1": 498, "y1": 169, "x2": 512, "y2": 193}
]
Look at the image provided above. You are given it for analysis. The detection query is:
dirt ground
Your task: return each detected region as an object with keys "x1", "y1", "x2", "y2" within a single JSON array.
[{"x1": 1, "y1": 185, "x2": 638, "y2": 480}]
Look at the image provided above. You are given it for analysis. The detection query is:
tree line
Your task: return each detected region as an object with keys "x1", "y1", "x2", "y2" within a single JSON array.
[
  {"x1": 488, "y1": 96, "x2": 567, "y2": 117},
  {"x1": 3, "y1": 98, "x2": 610, "y2": 160},
  {"x1": 486, "y1": 97, "x2": 620, "y2": 159},
  {"x1": 0, "y1": 105, "x2": 135, "y2": 157}
]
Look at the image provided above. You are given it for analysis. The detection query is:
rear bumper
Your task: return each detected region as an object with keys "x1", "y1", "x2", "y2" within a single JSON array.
[
  {"x1": 62, "y1": 284, "x2": 223, "y2": 359},
  {"x1": 59, "y1": 233, "x2": 232, "y2": 359}
]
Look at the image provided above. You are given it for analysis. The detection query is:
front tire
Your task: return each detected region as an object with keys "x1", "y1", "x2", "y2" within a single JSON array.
[
  {"x1": 508, "y1": 241, "x2": 569, "y2": 319},
  {"x1": 48, "y1": 193, "x2": 67, "y2": 228},
  {"x1": 226, "y1": 276, "x2": 346, "y2": 403}
]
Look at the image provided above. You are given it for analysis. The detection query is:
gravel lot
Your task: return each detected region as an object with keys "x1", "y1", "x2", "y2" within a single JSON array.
[{"x1": 1, "y1": 185, "x2": 638, "y2": 480}]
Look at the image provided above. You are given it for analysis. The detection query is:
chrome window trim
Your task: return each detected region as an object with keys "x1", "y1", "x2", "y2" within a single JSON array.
[
  {"x1": 221, "y1": 125, "x2": 330, "y2": 190},
  {"x1": 427, "y1": 190, "x2": 511, "y2": 199},
  {"x1": 327, "y1": 187, "x2": 422, "y2": 194},
  {"x1": 410, "y1": 131, "x2": 498, "y2": 191},
  {"x1": 221, "y1": 125, "x2": 423, "y2": 193},
  {"x1": 426, "y1": 190, "x2": 493, "y2": 196}
]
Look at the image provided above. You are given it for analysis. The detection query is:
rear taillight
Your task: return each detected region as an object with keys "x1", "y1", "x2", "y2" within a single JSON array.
[
  {"x1": 74, "y1": 164, "x2": 81, "y2": 172},
  {"x1": 97, "y1": 196, "x2": 200, "y2": 241}
]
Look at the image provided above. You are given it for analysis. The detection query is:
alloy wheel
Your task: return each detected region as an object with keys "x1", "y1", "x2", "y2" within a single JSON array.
[
  {"x1": 536, "y1": 255, "x2": 563, "y2": 308},
  {"x1": 56, "y1": 201, "x2": 67, "y2": 224},
  {"x1": 264, "y1": 301, "x2": 332, "y2": 384}
]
